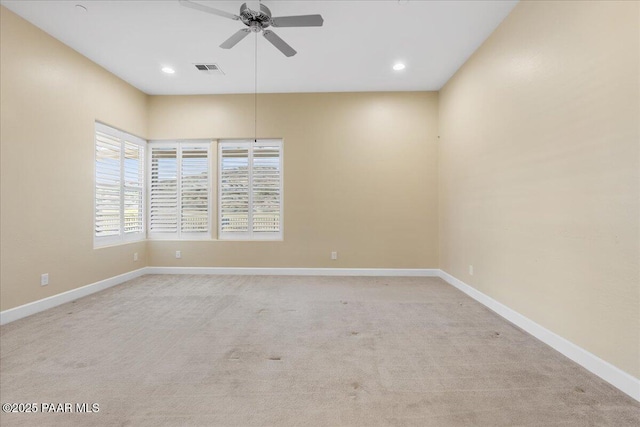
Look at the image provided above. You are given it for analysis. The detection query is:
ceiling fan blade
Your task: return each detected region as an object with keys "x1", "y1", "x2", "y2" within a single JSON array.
[
  {"x1": 179, "y1": 0, "x2": 239, "y2": 21},
  {"x1": 263, "y1": 30, "x2": 297, "y2": 57},
  {"x1": 220, "y1": 29, "x2": 251, "y2": 49},
  {"x1": 271, "y1": 14, "x2": 324, "y2": 28}
]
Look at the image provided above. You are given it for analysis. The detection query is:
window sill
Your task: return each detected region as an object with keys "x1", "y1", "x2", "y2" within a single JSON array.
[{"x1": 94, "y1": 239, "x2": 145, "y2": 250}]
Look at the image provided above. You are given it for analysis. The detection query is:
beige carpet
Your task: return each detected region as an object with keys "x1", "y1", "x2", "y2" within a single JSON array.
[{"x1": 1, "y1": 275, "x2": 639, "y2": 426}]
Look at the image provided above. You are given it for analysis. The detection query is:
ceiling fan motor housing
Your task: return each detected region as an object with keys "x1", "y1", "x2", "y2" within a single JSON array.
[{"x1": 240, "y1": 3, "x2": 272, "y2": 32}]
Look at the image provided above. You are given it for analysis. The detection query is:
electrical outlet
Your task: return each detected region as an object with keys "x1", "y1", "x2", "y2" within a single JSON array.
[
  {"x1": 176, "y1": 250, "x2": 182, "y2": 259},
  {"x1": 331, "y1": 251, "x2": 338, "y2": 260},
  {"x1": 133, "y1": 252, "x2": 138, "y2": 262},
  {"x1": 469, "y1": 265, "x2": 474, "y2": 276},
  {"x1": 41, "y1": 273, "x2": 49, "y2": 286}
]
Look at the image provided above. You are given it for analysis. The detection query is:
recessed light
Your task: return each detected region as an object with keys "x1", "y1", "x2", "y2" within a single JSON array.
[
  {"x1": 161, "y1": 67, "x2": 176, "y2": 74},
  {"x1": 393, "y1": 63, "x2": 406, "y2": 71},
  {"x1": 75, "y1": 4, "x2": 87, "y2": 12}
]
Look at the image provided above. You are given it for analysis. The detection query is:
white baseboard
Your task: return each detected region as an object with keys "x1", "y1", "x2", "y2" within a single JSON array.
[
  {"x1": 438, "y1": 270, "x2": 640, "y2": 402},
  {"x1": 145, "y1": 267, "x2": 440, "y2": 277},
  {"x1": 0, "y1": 268, "x2": 146, "y2": 326}
]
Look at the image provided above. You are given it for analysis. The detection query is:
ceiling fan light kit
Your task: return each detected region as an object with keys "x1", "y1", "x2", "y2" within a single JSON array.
[{"x1": 179, "y1": 0, "x2": 324, "y2": 57}]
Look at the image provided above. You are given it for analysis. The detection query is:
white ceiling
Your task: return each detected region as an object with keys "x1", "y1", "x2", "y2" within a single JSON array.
[{"x1": 2, "y1": 0, "x2": 518, "y2": 95}]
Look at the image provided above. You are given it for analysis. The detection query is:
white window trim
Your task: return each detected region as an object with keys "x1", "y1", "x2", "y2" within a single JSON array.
[
  {"x1": 94, "y1": 122, "x2": 146, "y2": 249},
  {"x1": 218, "y1": 139, "x2": 284, "y2": 241},
  {"x1": 147, "y1": 140, "x2": 212, "y2": 241}
]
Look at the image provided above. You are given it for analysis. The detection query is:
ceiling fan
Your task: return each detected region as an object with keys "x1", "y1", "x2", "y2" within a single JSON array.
[{"x1": 179, "y1": 0, "x2": 324, "y2": 57}]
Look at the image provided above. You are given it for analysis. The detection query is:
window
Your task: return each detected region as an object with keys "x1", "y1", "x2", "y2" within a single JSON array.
[
  {"x1": 94, "y1": 123, "x2": 145, "y2": 247},
  {"x1": 148, "y1": 141, "x2": 210, "y2": 239},
  {"x1": 219, "y1": 139, "x2": 283, "y2": 240}
]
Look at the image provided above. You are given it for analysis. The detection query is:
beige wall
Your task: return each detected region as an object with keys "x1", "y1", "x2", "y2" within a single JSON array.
[
  {"x1": 0, "y1": 7, "x2": 149, "y2": 310},
  {"x1": 439, "y1": 0, "x2": 639, "y2": 378},
  {"x1": 148, "y1": 92, "x2": 439, "y2": 268}
]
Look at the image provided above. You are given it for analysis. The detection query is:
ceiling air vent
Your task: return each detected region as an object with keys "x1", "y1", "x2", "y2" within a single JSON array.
[{"x1": 194, "y1": 63, "x2": 224, "y2": 75}]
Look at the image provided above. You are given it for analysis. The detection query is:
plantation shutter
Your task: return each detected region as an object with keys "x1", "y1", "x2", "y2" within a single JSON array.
[
  {"x1": 219, "y1": 140, "x2": 282, "y2": 240},
  {"x1": 252, "y1": 142, "x2": 281, "y2": 235},
  {"x1": 149, "y1": 146, "x2": 178, "y2": 235},
  {"x1": 219, "y1": 143, "x2": 250, "y2": 237},
  {"x1": 95, "y1": 131, "x2": 122, "y2": 238},
  {"x1": 181, "y1": 146, "x2": 209, "y2": 233},
  {"x1": 124, "y1": 141, "x2": 144, "y2": 235},
  {"x1": 149, "y1": 142, "x2": 210, "y2": 239},
  {"x1": 94, "y1": 122, "x2": 146, "y2": 247}
]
